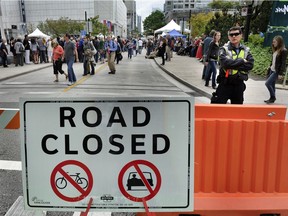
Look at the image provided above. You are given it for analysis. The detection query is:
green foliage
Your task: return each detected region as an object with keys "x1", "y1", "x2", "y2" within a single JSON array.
[
  {"x1": 143, "y1": 10, "x2": 165, "y2": 35},
  {"x1": 90, "y1": 16, "x2": 109, "y2": 36},
  {"x1": 190, "y1": 12, "x2": 214, "y2": 37},
  {"x1": 250, "y1": 1, "x2": 273, "y2": 34},
  {"x1": 248, "y1": 34, "x2": 264, "y2": 46},
  {"x1": 205, "y1": 12, "x2": 243, "y2": 44},
  {"x1": 37, "y1": 17, "x2": 85, "y2": 37},
  {"x1": 245, "y1": 40, "x2": 271, "y2": 77}
]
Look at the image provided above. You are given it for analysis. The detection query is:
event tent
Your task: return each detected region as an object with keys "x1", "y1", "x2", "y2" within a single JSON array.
[
  {"x1": 167, "y1": 29, "x2": 184, "y2": 37},
  {"x1": 154, "y1": 20, "x2": 190, "y2": 34},
  {"x1": 28, "y1": 28, "x2": 50, "y2": 38}
]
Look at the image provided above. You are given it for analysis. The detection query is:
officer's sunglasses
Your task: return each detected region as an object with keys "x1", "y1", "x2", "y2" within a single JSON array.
[{"x1": 229, "y1": 32, "x2": 241, "y2": 37}]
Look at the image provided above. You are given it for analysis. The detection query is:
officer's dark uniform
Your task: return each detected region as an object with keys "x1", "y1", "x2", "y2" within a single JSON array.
[{"x1": 211, "y1": 42, "x2": 254, "y2": 104}]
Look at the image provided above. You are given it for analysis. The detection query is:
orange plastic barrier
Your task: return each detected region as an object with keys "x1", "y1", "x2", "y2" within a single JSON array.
[{"x1": 138, "y1": 104, "x2": 288, "y2": 216}]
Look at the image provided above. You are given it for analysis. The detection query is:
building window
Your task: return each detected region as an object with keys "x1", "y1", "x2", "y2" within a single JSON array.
[
  {"x1": 185, "y1": 4, "x2": 189, "y2": 8},
  {"x1": 190, "y1": 4, "x2": 194, "y2": 8}
]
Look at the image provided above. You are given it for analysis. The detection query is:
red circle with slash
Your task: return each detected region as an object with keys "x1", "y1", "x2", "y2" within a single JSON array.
[
  {"x1": 50, "y1": 160, "x2": 93, "y2": 202},
  {"x1": 118, "y1": 160, "x2": 161, "y2": 202}
]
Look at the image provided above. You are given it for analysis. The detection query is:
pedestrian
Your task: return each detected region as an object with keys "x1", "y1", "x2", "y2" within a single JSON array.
[
  {"x1": 158, "y1": 37, "x2": 167, "y2": 66},
  {"x1": 201, "y1": 30, "x2": 215, "y2": 79},
  {"x1": 115, "y1": 39, "x2": 123, "y2": 64},
  {"x1": 63, "y1": 33, "x2": 77, "y2": 86},
  {"x1": 9, "y1": 37, "x2": 17, "y2": 64},
  {"x1": 126, "y1": 40, "x2": 134, "y2": 59},
  {"x1": 138, "y1": 37, "x2": 143, "y2": 54},
  {"x1": 204, "y1": 31, "x2": 221, "y2": 89},
  {"x1": 23, "y1": 35, "x2": 31, "y2": 64},
  {"x1": 82, "y1": 35, "x2": 96, "y2": 76},
  {"x1": 52, "y1": 40, "x2": 68, "y2": 82},
  {"x1": 47, "y1": 38, "x2": 53, "y2": 63},
  {"x1": 37, "y1": 37, "x2": 47, "y2": 63},
  {"x1": 211, "y1": 26, "x2": 254, "y2": 104},
  {"x1": 14, "y1": 37, "x2": 25, "y2": 66},
  {"x1": 30, "y1": 38, "x2": 39, "y2": 64},
  {"x1": 0, "y1": 39, "x2": 9, "y2": 67},
  {"x1": 264, "y1": 35, "x2": 287, "y2": 104},
  {"x1": 104, "y1": 35, "x2": 117, "y2": 74}
]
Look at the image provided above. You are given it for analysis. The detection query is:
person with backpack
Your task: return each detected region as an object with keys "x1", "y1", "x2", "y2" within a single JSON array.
[{"x1": 104, "y1": 36, "x2": 117, "y2": 74}]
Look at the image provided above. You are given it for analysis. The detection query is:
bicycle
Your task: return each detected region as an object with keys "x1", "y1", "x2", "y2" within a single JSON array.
[{"x1": 56, "y1": 172, "x2": 88, "y2": 190}]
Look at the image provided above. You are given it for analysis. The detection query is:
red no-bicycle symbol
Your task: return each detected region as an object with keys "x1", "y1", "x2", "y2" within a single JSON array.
[
  {"x1": 118, "y1": 160, "x2": 161, "y2": 202},
  {"x1": 50, "y1": 160, "x2": 93, "y2": 202}
]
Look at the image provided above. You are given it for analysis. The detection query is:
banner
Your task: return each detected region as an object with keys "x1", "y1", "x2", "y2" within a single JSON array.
[{"x1": 264, "y1": 0, "x2": 288, "y2": 47}]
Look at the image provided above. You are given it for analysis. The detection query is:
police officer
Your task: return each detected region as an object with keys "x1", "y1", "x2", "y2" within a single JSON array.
[{"x1": 211, "y1": 26, "x2": 254, "y2": 104}]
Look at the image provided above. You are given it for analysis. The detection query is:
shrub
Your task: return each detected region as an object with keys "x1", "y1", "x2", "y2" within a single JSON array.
[{"x1": 245, "y1": 34, "x2": 271, "y2": 77}]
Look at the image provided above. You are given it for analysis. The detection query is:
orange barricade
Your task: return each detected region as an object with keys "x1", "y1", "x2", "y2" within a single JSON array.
[{"x1": 138, "y1": 104, "x2": 288, "y2": 216}]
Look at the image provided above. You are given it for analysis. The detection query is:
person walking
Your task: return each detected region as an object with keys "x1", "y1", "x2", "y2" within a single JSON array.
[
  {"x1": 211, "y1": 26, "x2": 254, "y2": 104},
  {"x1": 104, "y1": 35, "x2": 117, "y2": 74},
  {"x1": 52, "y1": 40, "x2": 68, "y2": 82},
  {"x1": 202, "y1": 30, "x2": 215, "y2": 79},
  {"x1": 204, "y1": 31, "x2": 221, "y2": 89},
  {"x1": 63, "y1": 33, "x2": 77, "y2": 86},
  {"x1": 264, "y1": 35, "x2": 287, "y2": 104}
]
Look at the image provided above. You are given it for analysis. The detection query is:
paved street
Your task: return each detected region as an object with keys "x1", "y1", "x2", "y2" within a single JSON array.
[{"x1": 0, "y1": 51, "x2": 287, "y2": 216}]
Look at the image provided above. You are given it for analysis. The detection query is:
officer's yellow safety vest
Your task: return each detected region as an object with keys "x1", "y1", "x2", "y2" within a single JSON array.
[{"x1": 223, "y1": 45, "x2": 249, "y2": 77}]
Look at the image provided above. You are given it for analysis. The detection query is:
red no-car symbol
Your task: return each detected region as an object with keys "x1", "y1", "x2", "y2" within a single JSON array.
[
  {"x1": 118, "y1": 160, "x2": 161, "y2": 202},
  {"x1": 50, "y1": 160, "x2": 93, "y2": 202}
]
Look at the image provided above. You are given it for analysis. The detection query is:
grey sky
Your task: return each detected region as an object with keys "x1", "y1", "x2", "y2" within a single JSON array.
[{"x1": 136, "y1": 0, "x2": 165, "y2": 21}]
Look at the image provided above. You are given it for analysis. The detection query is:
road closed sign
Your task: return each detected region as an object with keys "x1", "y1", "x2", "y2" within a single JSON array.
[{"x1": 20, "y1": 97, "x2": 194, "y2": 212}]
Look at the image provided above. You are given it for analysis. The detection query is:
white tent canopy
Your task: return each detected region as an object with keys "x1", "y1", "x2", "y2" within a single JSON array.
[
  {"x1": 154, "y1": 20, "x2": 191, "y2": 34},
  {"x1": 28, "y1": 28, "x2": 50, "y2": 38}
]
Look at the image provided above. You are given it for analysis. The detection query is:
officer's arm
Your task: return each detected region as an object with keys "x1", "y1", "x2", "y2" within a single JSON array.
[{"x1": 237, "y1": 51, "x2": 254, "y2": 72}]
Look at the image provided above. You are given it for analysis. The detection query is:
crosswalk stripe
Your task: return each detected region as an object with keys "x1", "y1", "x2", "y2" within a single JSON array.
[{"x1": 0, "y1": 160, "x2": 22, "y2": 171}]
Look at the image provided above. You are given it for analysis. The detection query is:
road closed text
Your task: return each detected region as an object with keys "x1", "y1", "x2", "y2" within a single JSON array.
[{"x1": 41, "y1": 106, "x2": 171, "y2": 155}]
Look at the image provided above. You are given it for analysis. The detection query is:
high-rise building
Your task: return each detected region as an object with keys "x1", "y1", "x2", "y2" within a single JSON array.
[
  {"x1": 137, "y1": 15, "x2": 142, "y2": 34},
  {"x1": 123, "y1": 0, "x2": 136, "y2": 38},
  {"x1": 164, "y1": 0, "x2": 212, "y2": 24},
  {"x1": 0, "y1": 0, "x2": 127, "y2": 40}
]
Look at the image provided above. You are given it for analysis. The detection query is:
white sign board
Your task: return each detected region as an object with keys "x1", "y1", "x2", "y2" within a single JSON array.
[{"x1": 20, "y1": 97, "x2": 194, "y2": 212}]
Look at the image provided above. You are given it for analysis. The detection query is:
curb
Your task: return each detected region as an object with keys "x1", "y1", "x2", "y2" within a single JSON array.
[
  {"x1": 0, "y1": 65, "x2": 52, "y2": 82},
  {"x1": 153, "y1": 58, "x2": 212, "y2": 99}
]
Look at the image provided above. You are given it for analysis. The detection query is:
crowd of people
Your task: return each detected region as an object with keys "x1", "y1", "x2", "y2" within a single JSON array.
[{"x1": 0, "y1": 26, "x2": 286, "y2": 104}]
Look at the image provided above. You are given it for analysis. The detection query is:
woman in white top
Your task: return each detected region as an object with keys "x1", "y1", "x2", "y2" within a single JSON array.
[{"x1": 264, "y1": 35, "x2": 287, "y2": 104}]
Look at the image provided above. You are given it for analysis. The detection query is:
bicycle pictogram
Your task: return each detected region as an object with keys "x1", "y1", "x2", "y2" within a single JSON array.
[{"x1": 56, "y1": 172, "x2": 88, "y2": 190}]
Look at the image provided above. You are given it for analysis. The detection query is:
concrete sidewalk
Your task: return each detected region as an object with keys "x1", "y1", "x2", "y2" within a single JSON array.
[{"x1": 154, "y1": 54, "x2": 288, "y2": 106}]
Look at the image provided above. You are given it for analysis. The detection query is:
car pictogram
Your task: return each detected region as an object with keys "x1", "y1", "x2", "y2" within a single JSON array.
[{"x1": 126, "y1": 172, "x2": 154, "y2": 191}]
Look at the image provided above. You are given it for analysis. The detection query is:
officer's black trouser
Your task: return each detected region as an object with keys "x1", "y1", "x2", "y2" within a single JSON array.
[{"x1": 211, "y1": 81, "x2": 246, "y2": 104}]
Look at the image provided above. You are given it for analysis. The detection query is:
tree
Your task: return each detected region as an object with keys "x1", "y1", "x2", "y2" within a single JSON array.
[
  {"x1": 37, "y1": 17, "x2": 85, "y2": 37},
  {"x1": 250, "y1": 1, "x2": 273, "y2": 34},
  {"x1": 190, "y1": 12, "x2": 214, "y2": 37},
  {"x1": 89, "y1": 16, "x2": 109, "y2": 36},
  {"x1": 143, "y1": 10, "x2": 165, "y2": 35}
]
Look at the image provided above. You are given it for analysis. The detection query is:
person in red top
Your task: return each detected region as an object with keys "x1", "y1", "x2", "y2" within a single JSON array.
[{"x1": 52, "y1": 40, "x2": 68, "y2": 82}]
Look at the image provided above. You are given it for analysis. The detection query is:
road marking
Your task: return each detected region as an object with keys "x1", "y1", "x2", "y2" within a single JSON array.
[
  {"x1": 73, "y1": 212, "x2": 111, "y2": 216},
  {"x1": 63, "y1": 63, "x2": 107, "y2": 92},
  {"x1": 0, "y1": 160, "x2": 21, "y2": 171}
]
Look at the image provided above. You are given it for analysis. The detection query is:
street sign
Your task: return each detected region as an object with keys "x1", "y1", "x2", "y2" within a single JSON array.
[{"x1": 20, "y1": 97, "x2": 194, "y2": 212}]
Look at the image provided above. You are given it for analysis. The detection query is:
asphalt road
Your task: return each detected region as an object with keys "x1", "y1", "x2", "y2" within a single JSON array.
[{"x1": 0, "y1": 54, "x2": 201, "y2": 215}]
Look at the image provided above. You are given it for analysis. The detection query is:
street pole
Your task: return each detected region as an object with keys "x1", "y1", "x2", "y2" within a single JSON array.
[{"x1": 244, "y1": 0, "x2": 254, "y2": 42}]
